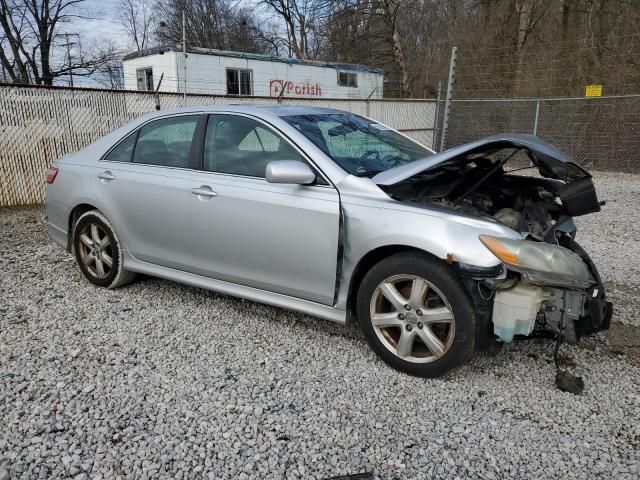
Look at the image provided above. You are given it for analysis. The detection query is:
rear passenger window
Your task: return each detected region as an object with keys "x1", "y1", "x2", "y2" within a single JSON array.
[
  {"x1": 104, "y1": 132, "x2": 137, "y2": 162},
  {"x1": 133, "y1": 116, "x2": 198, "y2": 168}
]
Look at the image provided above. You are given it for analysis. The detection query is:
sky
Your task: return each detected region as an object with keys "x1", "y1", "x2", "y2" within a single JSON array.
[
  {"x1": 57, "y1": 0, "x2": 263, "y2": 86},
  {"x1": 74, "y1": 0, "x2": 130, "y2": 48},
  {"x1": 54, "y1": 0, "x2": 258, "y2": 86},
  {"x1": 50, "y1": 0, "x2": 128, "y2": 86},
  {"x1": 71, "y1": 0, "x2": 260, "y2": 49}
]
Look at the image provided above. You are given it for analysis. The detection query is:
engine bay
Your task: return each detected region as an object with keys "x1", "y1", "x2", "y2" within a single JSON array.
[{"x1": 380, "y1": 153, "x2": 600, "y2": 239}]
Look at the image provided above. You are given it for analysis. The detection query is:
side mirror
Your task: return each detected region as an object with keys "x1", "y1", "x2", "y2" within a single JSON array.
[{"x1": 265, "y1": 160, "x2": 316, "y2": 185}]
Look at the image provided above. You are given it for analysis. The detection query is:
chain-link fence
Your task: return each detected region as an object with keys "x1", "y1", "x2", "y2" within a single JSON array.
[
  {"x1": 4, "y1": 84, "x2": 635, "y2": 207},
  {"x1": 443, "y1": 95, "x2": 640, "y2": 172},
  {"x1": 0, "y1": 84, "x2": 436, "y2": 206}
]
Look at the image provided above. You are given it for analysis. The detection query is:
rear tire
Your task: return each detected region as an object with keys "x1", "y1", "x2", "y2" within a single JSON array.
[
  {"x1": 72, "y1": 210, "x2": 136, "y2": 289},
  {"x1": 357, "y1": 252, "x2": 476, "y2": 377}
]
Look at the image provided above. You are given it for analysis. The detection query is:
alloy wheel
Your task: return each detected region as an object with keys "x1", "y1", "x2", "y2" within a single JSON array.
[
  {"x1": 369, "y1": 274, "x2": 455, "y2": 363},
  {"x1": 77, "y1": 222, "x2": 113, "y2": 279}
]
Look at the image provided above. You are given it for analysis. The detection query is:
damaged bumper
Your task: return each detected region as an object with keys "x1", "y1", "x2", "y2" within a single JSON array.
[
  {"x1": 463, "y1": 236, "x2": 612, "y2": 347},
  {"x1": 491, "y1": 281, "x2": 611, "y2": 343}
]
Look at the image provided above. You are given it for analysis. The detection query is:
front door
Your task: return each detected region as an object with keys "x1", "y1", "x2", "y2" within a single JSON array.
[{"x1": 188, "y1": 114, "x2": 341, "y2": 305}]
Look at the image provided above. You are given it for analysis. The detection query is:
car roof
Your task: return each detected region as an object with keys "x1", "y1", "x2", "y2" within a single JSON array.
[{"x1": 137, "y1": 104, "x2": 349, "y2": 120}]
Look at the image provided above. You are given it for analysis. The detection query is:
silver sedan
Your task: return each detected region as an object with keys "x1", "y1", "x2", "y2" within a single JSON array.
[{"x1": 45, "y1": 105, "x2": 611, "y2": 377}]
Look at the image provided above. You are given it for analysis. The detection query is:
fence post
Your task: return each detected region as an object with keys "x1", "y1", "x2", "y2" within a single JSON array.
[
  {"x1": 440, "y1": 47, "x2": 457, "y2": 152},
  {"x1": 366, "y1": 87, "x2": 377, "y2": 117},
  {"x1": 154, "y1": 73, "x2": 165, "y2": 111},
  {"x1": 432, "y1": 81, "x2": 442, "y2": 150},
  {"x1": 533, "y1": 99, "x2": 541, "y2": 136}
]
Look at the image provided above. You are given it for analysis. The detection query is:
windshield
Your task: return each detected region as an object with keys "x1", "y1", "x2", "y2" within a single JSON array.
[{"x1": 281, "y1": 113, "x2": 433, "y2": 177}]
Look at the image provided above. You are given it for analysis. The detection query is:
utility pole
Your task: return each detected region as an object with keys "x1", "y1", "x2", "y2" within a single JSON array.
[
  {"x1": 61, "y1": 33, "x2": 77, "y2": 87},
  {"x1": 182, "y1": 9, "x2": 187, "y2": 101}
]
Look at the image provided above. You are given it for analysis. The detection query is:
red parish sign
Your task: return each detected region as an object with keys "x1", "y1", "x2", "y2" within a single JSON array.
[{"x1": 269, "y1": 80, "x2": 322, "y2": 97}]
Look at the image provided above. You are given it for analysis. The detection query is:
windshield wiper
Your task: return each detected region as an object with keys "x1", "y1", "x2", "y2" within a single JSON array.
[{"x1": 354, "y1": 169, "x2": 385, "y2": 177}]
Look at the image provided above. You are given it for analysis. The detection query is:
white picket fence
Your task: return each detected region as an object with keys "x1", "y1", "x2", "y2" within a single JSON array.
[{"x1": 0, "y1": 85, "x2": 437, "y2": 206}]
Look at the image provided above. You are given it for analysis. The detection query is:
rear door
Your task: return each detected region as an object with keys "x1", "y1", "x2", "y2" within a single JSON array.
[
  {"x1": 93, "y1": 114, "x2": 204, "y2": 270},
  {"x1": 187, "y1": 114, "x2": 341, "y2": 305}
]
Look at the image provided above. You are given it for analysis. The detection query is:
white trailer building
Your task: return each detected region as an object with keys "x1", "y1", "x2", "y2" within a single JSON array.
[{"x1": 122, "y1": 45, "x2": 384, "y2": 99}]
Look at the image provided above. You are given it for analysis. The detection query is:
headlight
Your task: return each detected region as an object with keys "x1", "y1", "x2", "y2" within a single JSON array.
[{"x1": 479, "y1": 235, "x2": 595, "y2": 288}]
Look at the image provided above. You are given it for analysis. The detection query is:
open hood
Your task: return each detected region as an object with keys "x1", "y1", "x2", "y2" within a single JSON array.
[{"x1": 372, "y1": 134, "x2": 590, "y2": 186}]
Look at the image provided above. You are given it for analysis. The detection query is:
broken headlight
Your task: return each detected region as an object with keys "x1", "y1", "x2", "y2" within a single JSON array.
[{"x1": 479, "y1": 235, "x2": 595, "y2": 288}]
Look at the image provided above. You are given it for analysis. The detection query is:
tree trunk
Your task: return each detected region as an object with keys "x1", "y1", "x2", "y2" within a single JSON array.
[
  {"x1": 513, "y1": 0, "x2": 533, "y2": 96},
  {"x1": 383, "y1": 0, "x2": 409, "y2": 97}
]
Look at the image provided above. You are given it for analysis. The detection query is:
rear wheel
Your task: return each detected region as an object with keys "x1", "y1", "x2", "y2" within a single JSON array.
[
  {"x1": 357, "y1": 252, "x2": 476, "y2": 377},
  {"x1": 73, "y1": 210, "x2": 136, "y2": 288}
]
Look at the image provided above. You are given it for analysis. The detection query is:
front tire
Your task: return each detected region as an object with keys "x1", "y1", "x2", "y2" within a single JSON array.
[
  {"x1": 357, "y1": 252, "x2": 476, "y2": 377},
  {"x1": 72, "y1": 210, "x2": 136, "y2": 289}
]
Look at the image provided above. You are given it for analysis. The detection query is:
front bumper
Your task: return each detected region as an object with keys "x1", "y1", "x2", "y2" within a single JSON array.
[
  {"x1": 486, "y1": 280, "x2": 611, "y2": 344},
  {"x1": 576, "y1": 284, "x2": 612, "y2": 336},
  {"x1": 462, "y1": 257, "x2": 611, "y2": 347}
]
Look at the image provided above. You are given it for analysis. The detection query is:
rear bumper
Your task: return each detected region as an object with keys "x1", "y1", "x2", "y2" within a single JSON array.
[
  {"x1": 45, "y1": 196, "x2": 70, "y2": 250},
  {"x1": 47, "y1": 221, "x2": 68, "y2": 249}
]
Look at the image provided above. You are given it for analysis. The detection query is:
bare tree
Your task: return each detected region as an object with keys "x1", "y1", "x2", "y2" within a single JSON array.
[
  {"x1": 155, "y1": 0, "x2": 269, "y2": 53},
  {"x1": 318, "y1": 0, "x2": 639, "y2": 98},
  {"x1": 250, "y1": 18, "x2": 290, "y2": 56},
  {"x1": 93, "y1": 60, "x2": 124, "y2": 89},
  {"x1": 318, "y1": 0, "x2": 413, "y2": 96},
  {"x1": 0, "y1": 0, "x2": 118, "y2": 85},
  {"x1": 381, "y1": 0, "x2": 409, "y2": 96},
  {"x1": 117, "y1": 0, "x2": 155, "y2": 51},
  {"x1": 259, "y1": 0, "x2": 330, "y2": 59}
]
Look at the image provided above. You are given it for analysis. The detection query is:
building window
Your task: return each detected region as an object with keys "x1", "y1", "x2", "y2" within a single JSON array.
[
  {"x1": 226, "y1": 68, "x2": 252, "y2": 95},
  {"x1": 338, "y1": 71, "x2": 358, "y2": 88},
  {"x1": 136, "y1": 68, "x2": 154, "y2": 91}
]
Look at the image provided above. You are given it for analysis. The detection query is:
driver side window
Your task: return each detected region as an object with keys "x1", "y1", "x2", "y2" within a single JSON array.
[{"x1": 203, "y1": 115, "x2": 306, "y2": 178}]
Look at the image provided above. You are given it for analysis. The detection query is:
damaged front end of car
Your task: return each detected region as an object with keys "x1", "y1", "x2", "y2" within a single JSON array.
[
  {"x1": 374, "y1": 134, "x2": 612, "y2": 348},
  {"x1": 475, "y1": 235, "x2": 611, "y2": 345}
]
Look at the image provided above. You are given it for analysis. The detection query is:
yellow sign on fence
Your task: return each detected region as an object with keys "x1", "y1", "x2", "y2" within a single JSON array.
[{"x1": 585, "y1": 84, "x2": 602, "y2": 97}]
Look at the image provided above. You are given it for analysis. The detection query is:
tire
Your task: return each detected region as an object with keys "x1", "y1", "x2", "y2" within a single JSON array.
[
  {"x1": 72, "y1": 210, "x2": 136, "y2": 289},
  {"x1": 356, "y1": 251, "x2": 476, "y2": 377}
]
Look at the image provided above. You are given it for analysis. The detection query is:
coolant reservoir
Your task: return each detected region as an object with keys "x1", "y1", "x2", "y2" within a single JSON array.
[{"x1": 492, "y1": 282, "x2": 546, "y2": 342}]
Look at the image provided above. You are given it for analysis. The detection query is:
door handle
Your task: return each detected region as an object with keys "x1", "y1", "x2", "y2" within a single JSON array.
[
  {"x1": 191, "y1": 186, "x2": 218, "y2": 198},
  {"x1": 97, "y1": 171, "x2": 115, "y2": 181}
]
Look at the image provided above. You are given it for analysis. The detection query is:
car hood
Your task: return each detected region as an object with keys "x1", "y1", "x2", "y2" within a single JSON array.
[{"x1": 372, "y1": 133, "x2": 590, "y2": 186}]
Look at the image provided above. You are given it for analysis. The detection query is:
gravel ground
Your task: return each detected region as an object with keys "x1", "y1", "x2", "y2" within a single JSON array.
[{"x1": 1, "y1": 171, "x2": 639, "y2": 480}]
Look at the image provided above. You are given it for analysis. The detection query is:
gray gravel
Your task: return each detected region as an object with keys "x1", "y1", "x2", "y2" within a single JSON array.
[{"x1": 1, "y1": 171, "x2": 640, "y2": 479}]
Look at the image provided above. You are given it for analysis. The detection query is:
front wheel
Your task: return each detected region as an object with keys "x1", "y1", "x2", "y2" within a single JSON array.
[
  {"x1": 357, "y1": 252, "x2": 476, "y2": 377},
  {"x1": 72, "y1": 210, "x2": 136, "y2": 289}
]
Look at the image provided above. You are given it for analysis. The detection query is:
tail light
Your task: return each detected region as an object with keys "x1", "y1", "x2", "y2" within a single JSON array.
[{"x1": 45, "y1": 166, "x2": 59, "y2": 184}]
